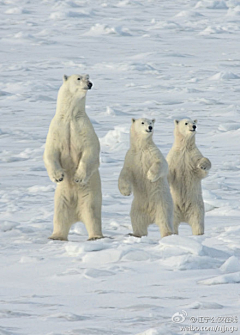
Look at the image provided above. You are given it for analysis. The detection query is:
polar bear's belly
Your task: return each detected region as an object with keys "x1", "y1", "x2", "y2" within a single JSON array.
[
  {"x1": 60, "y1": 146, "x2": 80, "y2": 172},
  {"x1": 131, "y1": 157, "x2": 152, "y2": 195},
  {"x1": 171, "y1": 164, "x2": 200, "y2": 212},
  {"x1": 59, "y1": 126, "x2": 81, "y2": 173}
]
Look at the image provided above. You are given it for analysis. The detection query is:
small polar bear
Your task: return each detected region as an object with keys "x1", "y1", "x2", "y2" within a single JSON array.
[
  {"x1": 166, "y1": 118, "x2": 211, "y2": 235},
  {"x1": 118, "y1": 118, "x2": 174, "y2": 238},
  {"x1": 44, "y1": 74, "x2": 103, "y2": 241}
]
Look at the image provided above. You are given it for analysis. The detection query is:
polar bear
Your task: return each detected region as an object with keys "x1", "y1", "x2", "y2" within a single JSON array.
[
  {"x1": 166, "y1": 118, "x2": 211, "y2": 235},
  {"x1": 118, "y1": 118, "x2": 173, "y2": 238},
  {"x1": 44, "y1": 74, "x2": 103, "y2": 241}
]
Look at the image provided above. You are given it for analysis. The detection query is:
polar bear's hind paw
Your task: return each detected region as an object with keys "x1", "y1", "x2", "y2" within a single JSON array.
[
  {"x1": 48, "y1": 234, "x2": 68, "y2": 241},
  {"x1": 88, "y1": 235, "x2": 104, "y2": 241}
]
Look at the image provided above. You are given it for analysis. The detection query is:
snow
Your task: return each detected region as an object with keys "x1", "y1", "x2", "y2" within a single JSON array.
[{"x1": 0, "y1": 0, "x2": 240, "y2": 334}]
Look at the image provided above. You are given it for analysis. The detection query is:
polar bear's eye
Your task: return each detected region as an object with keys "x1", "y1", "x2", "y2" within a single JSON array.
[
  {"x1": 77, "y1": 77, "x2": 81, "y2": 81},
  {"x1": 185, "y1": 123, "x2": 188, "y2": 125},
  {"x1": 142, "y1": 122, "x2": 144, "y2": 125}
]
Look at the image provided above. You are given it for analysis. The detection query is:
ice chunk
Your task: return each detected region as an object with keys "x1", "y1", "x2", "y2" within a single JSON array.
[
  {"x1": 209, "y1": 71, "x2": 240, "y2": 80},
  {"x1": 185, "y1": 301, "x2": 223, "y2": 309},
  {"x1": 199, "y1": 272, "x2": 240, "y2": 285},
  {"x1": 218, "y1": 123, "x2": 240, "y2": 131},
  {"x1": 0, "y1": 221, "x2": 18, "y2": 232},
  {"x1": 84, "y1": 268, "x2": 115, "y2": 278},
  {"x1": 220, "y1": 256, "x2": 240, "y2": 273},
  {"x1": 159, "y1": 235, "x2": 204, "y2": 256}
]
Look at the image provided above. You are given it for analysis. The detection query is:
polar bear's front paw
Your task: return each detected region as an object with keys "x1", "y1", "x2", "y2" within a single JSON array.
[
  {"x1": 51, "y1": 170, "x2": 64, "y2": 183},
  {"x1": 147, "y1": 170, "x2": 160, "y2": 183},
  {"x1": 119, "y1": 183, "x2": 132, "y2": 196},
  {"x1": 197, "y1": 158, "x2": 211, "y2": 171},
  {"x1": 74, "y1": 170, "x2": 89, "y2": 185}
]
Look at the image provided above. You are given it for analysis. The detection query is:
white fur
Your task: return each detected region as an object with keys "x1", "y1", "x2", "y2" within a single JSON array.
[
  {"x1": 44, "y1": 74, "x2": 103, "y2": 241},
  {"x1": 167, "y1": 118, "x2": 211, "y2": 235},
  {"x1": 118, "y1": 118, "x2": 173, "y2": 238}
]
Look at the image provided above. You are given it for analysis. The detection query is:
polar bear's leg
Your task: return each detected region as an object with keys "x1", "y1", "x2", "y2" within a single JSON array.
[
  {"x1": 155, "y1": 205, "x2": 174, "y2": 238},
  {"x1": 49, "y1": 186, "x2": 76, "y2": 241},
  {"x1": 130, "y1": 199, "x2": 150, "y2": 237},
  {"x1": 80, "y1": 196, "x2": 103, "y2": 240},
  {"x1": 81, "y1": 207, "x2": 103, "y2": 240},
  {"x1": 187, "y1": 205, "x2": 205, "y2": 235},
  {"x1": 173, "y1": 208, "x2": 182, "y2": 235},
  {"x1": 189, "y1": 217, "x2": 204, "y2": 235}
]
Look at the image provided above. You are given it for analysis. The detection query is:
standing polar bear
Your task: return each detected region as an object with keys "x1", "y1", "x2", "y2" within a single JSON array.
[
  {"x1": 44, "y1": 74, "x2": 103, "y2": 241},
  {"x1": 167, "y1": 118, "x2": 211, "y2": 235},
  {"x1": 118, "y1": 118, "x2": 173, "y2": 238}
]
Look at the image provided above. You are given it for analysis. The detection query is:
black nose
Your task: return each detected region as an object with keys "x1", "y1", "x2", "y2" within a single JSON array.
[
  {"x1": 149, "y1": 126, "x2": 152, "y2": 131},
  {"x1": 88, "y1": 82, "x2": 93, "y2": 89},
  {"x1": 193, "y1": 125, "x2": 196, "y2": 129}
]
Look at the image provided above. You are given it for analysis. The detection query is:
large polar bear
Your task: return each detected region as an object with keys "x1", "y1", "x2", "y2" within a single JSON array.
[
  {"x1": 44, "y1": 74, "x2": 103, "y2": 241},
  {"x1": 118, "y1": 118, "x2": 173, "y2": 238},
  {"x1": 167, "y1": 118, "x2": 211, "y2": 235}
]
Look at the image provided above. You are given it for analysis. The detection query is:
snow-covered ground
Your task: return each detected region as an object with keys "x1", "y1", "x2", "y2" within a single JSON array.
[{"x1": 0, "y1": 0, "x2": 240, "y2": 334}]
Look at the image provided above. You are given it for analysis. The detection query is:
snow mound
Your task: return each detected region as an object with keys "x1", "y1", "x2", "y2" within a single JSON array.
[
  {"x1": 185, "y1": 301, "x2": 224, "y2": 309},
  {"x1": 65, "y1": 240, "x2": 109, "y2": 256},
  {"x1": 227, "y1": 0, "x2": 240, "y2": 7},
  {"x1": 175, "y1": 10, "x2": 203, "y2": 17},
  {"x1": 47, "y1": 312, "x2": 88, "y2": 321},
  {"x1": 137, "y1": 327, "x2": 175, "y2": 335},
  {"x1": 116, "y1": 0, "x2": 143, "y2": 7},
  {"x1": 5, "y1": 7, "x2": 28, "y2": 14},
  {"x1": 93, "y1": 61, "x2": 160, "y2": 74},
  {"x1": 195, "y1": 0, "x2": 228, "y2": 9},
  {"x1": 209, "y1": 71, "x2": 240, "y2": 80},
  {"x1": 203, "y1": 189, "x2": 224, "y2": 209},
  {"x1": 28, "y1": 185, "x2": 55, "y2": 193},
  {"x1": 103, "y1": 106, "x2": 126, "y2": 117},
  {"x1": 199, "y1": 272, "x2": 240, "y2": 285},
  {"x1": 85, "y1": 24, "x2": 132, "y2": 36},
  {"x1": 50, "y1": 10, "x2": 92, "y2": 20},
  {"x1": 0, "y1": 221, "x2": 18, "y2": 232},
  {"x1": 84, "y1": 268, "x2": 115, "y2": 278},
  {"x1": 199, "y1": 25, "x2": 227, "y2": 35},
  {"x1": 0, "y1": 91, "x2": 12, "y2": 97},
  {"x1": 100, "y1": 126, "x2": 129, "y2": 151},
  {"x1": 159, "y1": 235, "x2": 204, "y2": 256},
  {"x1": 83, "y1": 249, "x2": 122, "y2": 265},
  {"x1": 218, "y1": 123, "x2": 240, "y2": 131},
  {"x1": 220, "y1": 256, "x2": 240, "y2": 273},
  {"x1": 161, "y1": 254, "x2": 221, "y2": 270},
  {"x1": 122, "y1": 249, "x2": 150, "y2": 261},
  {"x1": 158, "y1": 235, "x2": 229, "y2": 270},
  {"x1": 226, "y1": 5, "x2": 240, "y2": 15},
  {"x1": 19, "y1": 256, "x2": 41, "y2": 263},
  {"x1": 151, "y1": 21, "x2": 181, "y2": 31}
]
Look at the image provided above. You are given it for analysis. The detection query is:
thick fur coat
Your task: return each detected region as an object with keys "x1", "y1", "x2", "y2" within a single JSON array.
[
  {"x1": 167, "y1": 118, "x2": 211, "y2": 235},
  {"x1": 44, "y1": 74, "x2": 103, "y2": 241},
  {"x1": 118, "y1": 118, "x2": 173, "y2": 238}
]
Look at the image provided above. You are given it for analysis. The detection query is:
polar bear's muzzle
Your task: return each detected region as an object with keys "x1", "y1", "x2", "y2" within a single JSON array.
[
  {"x1": 87, "y1": 81, "x2": 93, "y2": 89},
  {"x1": 190, "y1": 125, "x2": 197, "y2": 132},
  {"x1": 146, "y1": 126, "x2": 153, "y2": 133}
]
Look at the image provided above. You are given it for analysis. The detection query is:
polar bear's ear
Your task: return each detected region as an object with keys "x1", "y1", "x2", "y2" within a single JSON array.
[
  {"x1": 132, "y1": 118, "x2": 136, "y2": 123},
  {"x1": 152, "y1": 119, "x2": 155, "y2": 124},
  {"x1": 174, "y1": 119, "x2": 179, "y2": 125},
  {"x1": 193, "y1": 119, "x2": 198, "y2": 124},
  {"x1": 63, "y1": 75, "x2": 68, "y2": 82}
]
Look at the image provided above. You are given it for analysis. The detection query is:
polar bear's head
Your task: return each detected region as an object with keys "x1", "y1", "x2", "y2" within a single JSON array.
[
  {"x1": 63, "y1": 74, "x2": 93, "y2": 95},
  {"x1": 131, "y1": 118, "x2": 155, "y2": 138},
  {"x1": 174, "y1": 118, "x2": 198, "y2": 139}
]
